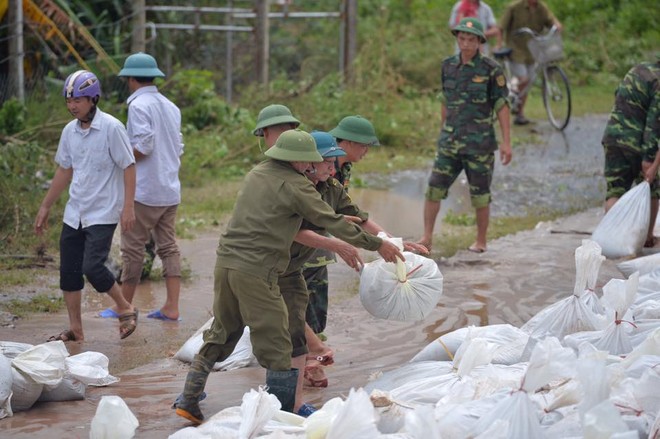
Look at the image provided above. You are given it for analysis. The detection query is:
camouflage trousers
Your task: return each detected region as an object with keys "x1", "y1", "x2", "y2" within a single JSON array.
[
  {"x1": 604, "y1": 145, "x2": 660, "y2": 199},
  {"x1": 303, "y1": 265, "x2": 329, "y2": 335},
  {"x1": 426, "y1": 145, "x2": 494, "y2": 208}
]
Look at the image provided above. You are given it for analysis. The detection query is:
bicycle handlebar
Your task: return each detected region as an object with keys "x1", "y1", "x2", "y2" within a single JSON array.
[{"x1": 513, "y1": 24, "x2": 559, "y2": 40}]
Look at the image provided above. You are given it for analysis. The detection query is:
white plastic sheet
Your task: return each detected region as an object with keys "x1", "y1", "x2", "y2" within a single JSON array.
[{"x1": 591, "y1": 182, "x2": 651, "y2": 259}]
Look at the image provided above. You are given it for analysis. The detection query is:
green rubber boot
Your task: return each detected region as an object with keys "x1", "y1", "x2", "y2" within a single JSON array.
[
  {"x1": 175, "y1": 354, "x2": 214, "y2": 425},
  {"x1": 266, "y1": 369, "x2": 299, "y2": 413}
]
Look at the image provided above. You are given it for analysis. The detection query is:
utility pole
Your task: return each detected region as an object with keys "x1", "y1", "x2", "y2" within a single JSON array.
[
  {"x1": 8, "y1": 0, "x2": 25, "y2": 103},
  {"x1": 340, "y1": 0, "x2": 357, "y2": 85},
  {"x1": 255, "y1": 0, "x2": 269, "y2": 87},
  {"x1": 131, "y1": 0, "x2": 146, "y2": 53}
]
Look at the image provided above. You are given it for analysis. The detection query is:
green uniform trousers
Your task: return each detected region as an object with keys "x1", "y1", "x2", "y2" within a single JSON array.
[
  {"x1": 200, "y1": 263, "x2": 292, "y2": 371},
  {"x1": 279, "y1": 273, "x2": 310, "y2": 358}
]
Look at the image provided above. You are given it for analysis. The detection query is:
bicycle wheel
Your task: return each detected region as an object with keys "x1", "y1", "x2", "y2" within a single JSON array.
[{"x1": 542, "y1": 65, "x2": 571, "y2": 130}]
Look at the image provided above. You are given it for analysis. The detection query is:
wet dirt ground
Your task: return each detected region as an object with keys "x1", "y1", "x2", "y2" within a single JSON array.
[{"x1": 0, "y1": 115, "x2": 641, "y2": 437}]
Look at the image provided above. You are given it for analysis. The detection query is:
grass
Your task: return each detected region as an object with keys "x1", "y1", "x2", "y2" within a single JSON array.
[
  {"x1": 1, "y1": 294, "x2": 64, "y2": 317},
  {"x1": 431, "y1": 211, "x2": 566, "y2": 259}
]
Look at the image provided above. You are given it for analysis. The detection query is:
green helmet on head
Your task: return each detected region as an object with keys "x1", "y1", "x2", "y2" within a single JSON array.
[
  {"x1": 118, "y1": 52, "x2": 165, "y2": 78},
  {"x1": 253, "y1": 104, "x2": 301, "y2": 136},
  {"x1": 328, "y1": 115, "x2": 380, "y2": 146},
  {"x1": 265, "y1": 129, "x2": 323, "y2": 163},
  {"x1": 451, "y1": 17, "x2": 486, "y2": 44}
]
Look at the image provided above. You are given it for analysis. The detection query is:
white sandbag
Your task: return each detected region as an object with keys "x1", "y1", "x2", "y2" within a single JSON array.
[
  {"x1": 565, "y1": 273, "x2": 640, "y2": 355},
  {"x1": 410, "y1": 324, "x2": 529, "y2": 365},
  {"x1": 0, "y1": 341, "x2": 33, "y2": 359},
  {"x1": 621, "y1": 327, "x2": 660, "y2": 368},
  {"x1": 38, "y1": 375, "x2": 85, "y2": 402},
  {"x1": 617, "y1": 253, "x2": 660, "y2": 277},
  {"x1": 468, "y1": 391, "x2": 544, "y2": 439},
  {"x1": 325, "y1": 388, "x2": 381, "y2": 439},
  {"x1": 435, "y1": 390, "x2": 509, "y2": 439},
  {"x1": 522, "y1": 241, "x2": 607, "y2": 339},
  {"x1": 304, "y1": 397, "x2": 344, "y2": 439},
  {"x1": 360, "y1": 249, "x2": 443, "y2": 322},
  {"x1": 591, "y1": 182, "x2": 651, "y2": 259},
  {"x1": 237, "y1": 387, "x2": 281, "y2": 439},
  {"x1": 90, "y1": 395, "x2": 139, "y2": 439},
  {"x1": 631, "y1": 300, "x2": 660, "y2": 320},
  {"x1": 365, "y1": 361, "x2": 454, "y2": 393},
  {"x1": 583, "y1": 400, "x2": 636, "y2": 439},
  {"x1": 10, "y1": 368, "x2": 43, "y2": 412},
  {"x1": 66, "y1": 352, "x2": 119, "y2": 387},
  {"x1": 11, "y1": 340, "x2": 69, "y2": 388},
  {"x1": 0, "y1": 353, "x2": 13, "y2": 419},
  {"x1": 174, "y1": 319, "x2": 257, "y2": 371}
]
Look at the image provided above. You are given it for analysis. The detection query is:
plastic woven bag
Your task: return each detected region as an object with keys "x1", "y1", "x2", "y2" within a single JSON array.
[
  {"x1": 591, "y1": 182, "x2": 651, "y2": 259},
  {"x1": 359, "y1": 250, "x2": 443, "y2": 322},
  {"x1": 0, "y1": 353, "x2": 12, "y2": 419},
  {"x1": 11, "y1": 341, "x2": 68, "y2": 388}
]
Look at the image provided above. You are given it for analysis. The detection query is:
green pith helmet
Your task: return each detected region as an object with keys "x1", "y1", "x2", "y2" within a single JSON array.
[
  {"x1": 253, "y1": 104, "x2": 301, "y2": 136},
  {"x1": 311, "y1": 131, "x2": 346, "y2": 158},
  {"x1": 328, "y1": 115, "x2": 380, "y2": 146},
  {"x1": 451, "y1": 17, "x2": 486, "y2": 44},
  {"x1": 118, "y1": 52, "x2": 165, "y2": 78},
  {"x1": 265, "y1": 129, "x2": 323, "y2": 163}
]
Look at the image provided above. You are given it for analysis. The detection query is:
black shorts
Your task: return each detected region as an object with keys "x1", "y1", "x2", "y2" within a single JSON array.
[{"x1": 59, "y1": 223, "x2": 117, "y2": 293}]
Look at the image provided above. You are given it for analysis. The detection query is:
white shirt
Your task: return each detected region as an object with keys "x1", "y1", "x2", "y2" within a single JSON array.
[
  {"x1": 55, "y1": 108, "x2": 135, "y2": 229},
  {"x1": 449, "y1": 1, "x2": 497, "y2": 55},
  {"x1": 126, "y1": 85, "x2": 184, "y2": 206}
]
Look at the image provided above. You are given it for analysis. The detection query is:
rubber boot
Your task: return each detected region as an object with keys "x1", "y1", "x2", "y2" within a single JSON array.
[
  {"x1": 175, "y1": 354, "x2": 214, "y2": 425},
  {"x1": 266, "y1": 369, "x2": 299, "y2": 413}
]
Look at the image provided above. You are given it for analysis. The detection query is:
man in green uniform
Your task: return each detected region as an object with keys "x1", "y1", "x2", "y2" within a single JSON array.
[
  {"x1": 329, "y1": 115, "x2": 380, "y2": 190},
  {"x1": 498, "y1": 0, "x2": 562, "y2": 125},
  {"x1": 253, "y1": 103, "x2": 301, "y2": 146},
  {"x1": 602, "y1": 58, "x2": 660, "y2": 247},
  {"x1": 418, "y1": 18, "x2": 512, "y2": 254},
  {"x1": 174, "y1": 129, "x2": 404, "y2": 424}
]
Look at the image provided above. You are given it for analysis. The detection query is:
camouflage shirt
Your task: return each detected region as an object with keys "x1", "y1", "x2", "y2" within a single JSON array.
[
  {"x1": 333, "y1": 160, "x2": 352, "y2": 191},
  {"x1": 285, "y1": 177, "x2": 369, "y2": 275},
  {"x1": 602, "y1": 61, "x2": 660, "y2": 162},
  {"x1": 438, "y1": 52, "x2": 509, "y2": 154}
]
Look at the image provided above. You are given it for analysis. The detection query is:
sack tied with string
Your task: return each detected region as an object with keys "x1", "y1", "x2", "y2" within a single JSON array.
[{"x1": 359, "y1": 239, "x2": 443, "y2": 321}]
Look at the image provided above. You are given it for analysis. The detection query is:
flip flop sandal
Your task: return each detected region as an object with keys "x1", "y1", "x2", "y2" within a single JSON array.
[
  {"x1": 118, "y1": 309, "x2": 139, "y2": 340},
  {"x1": 47, "y1": 329, "x2": 77, "y2": 342}
]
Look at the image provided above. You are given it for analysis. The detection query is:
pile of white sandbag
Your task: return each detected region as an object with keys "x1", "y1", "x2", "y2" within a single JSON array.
[
  {"x1": 0, "y1": 340, "x2": 118, "y2": 418},
  {"x1": 167, "y1": 240, "x2": 660, "y2": 438}
]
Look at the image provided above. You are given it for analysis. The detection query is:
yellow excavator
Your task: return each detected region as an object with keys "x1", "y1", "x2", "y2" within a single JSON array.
[{"x1": 1, "y1": 0, "x2": 119, "y2": 74}]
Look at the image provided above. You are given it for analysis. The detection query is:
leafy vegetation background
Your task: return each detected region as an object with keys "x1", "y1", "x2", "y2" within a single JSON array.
[{"x1": 0, "y1": 0, "x2": 657, "y2": 254}]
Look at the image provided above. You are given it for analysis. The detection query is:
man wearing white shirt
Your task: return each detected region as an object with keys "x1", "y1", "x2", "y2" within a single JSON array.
[{"x1": 117, "y1": 53, "x2": 185, "y2": 322}]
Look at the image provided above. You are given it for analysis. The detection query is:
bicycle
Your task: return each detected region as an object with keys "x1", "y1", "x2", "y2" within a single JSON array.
[{"x1": 493, "y1": 25, "x2": 571, "y2": 131}]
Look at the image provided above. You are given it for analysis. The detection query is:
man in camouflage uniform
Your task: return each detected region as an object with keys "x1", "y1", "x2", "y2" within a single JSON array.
[
  {"x1": 602, "y1": 58, "x2": 660, "y2": 247},
  {"x1": 419, "y1": 17, "x2": 512, "y2": 253}
]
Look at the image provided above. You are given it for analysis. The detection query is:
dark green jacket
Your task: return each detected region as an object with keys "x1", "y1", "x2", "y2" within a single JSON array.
[
  {"x1": 285, "y1": 177, "x2": 369, "y2": 275},
  {"x1": 217, "y1": 159, "x2": 382, "y2": 280},
  {"x1": 439, "y1": 52, "x2": 509, "y2": 154},
  {"x1": 602, "y1": 61, "x2": 660, "y2": 162}
]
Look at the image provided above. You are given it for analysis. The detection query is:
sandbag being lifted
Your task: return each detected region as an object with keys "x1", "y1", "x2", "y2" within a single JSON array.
[{"x1": 359, "y1": 243, "x2": 443, "y2": 322}]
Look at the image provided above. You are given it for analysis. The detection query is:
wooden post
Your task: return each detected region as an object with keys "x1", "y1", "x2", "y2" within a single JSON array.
[
  {"x1": 255, "y1": 0, "x2": 269, "y2": 87},
  {"x1": 8, "y1": 0, "x2": 24, "y2": 103},
  {"x1": 226, "y1": 0, "x2": 234, "y2": 103},
  {"x1": 131, "y1": 0, "x2": 146, "y2": 53},
  {"x1": 341, "y1": 0, "x2": 357, "y2": 84}
]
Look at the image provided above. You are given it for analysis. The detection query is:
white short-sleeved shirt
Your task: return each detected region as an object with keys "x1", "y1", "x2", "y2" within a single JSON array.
[
  {"x1": 449, "y1": 1, "x2": 498, "y2": 55},
  {"x1": 55, "y1": 108, "x2": 135, "y2": 229},
  {"x1": 126, "y1": 86, "x2": 183, "y2": 206}
]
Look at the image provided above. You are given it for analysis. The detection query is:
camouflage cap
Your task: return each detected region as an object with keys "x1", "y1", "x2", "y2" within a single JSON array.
[{"x1": 452, "y1": 17, "x2": 486, "y2": 44}]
